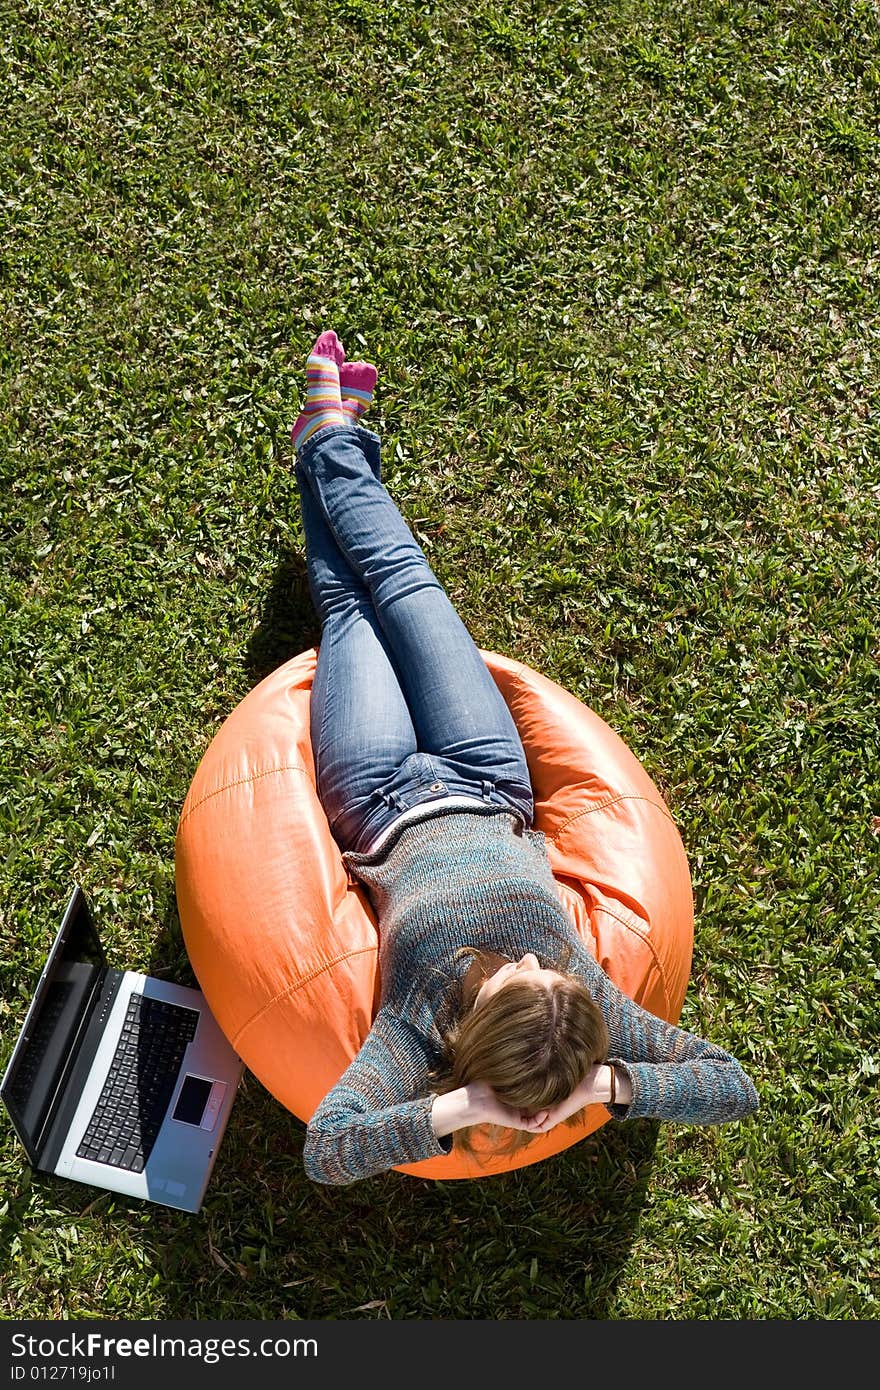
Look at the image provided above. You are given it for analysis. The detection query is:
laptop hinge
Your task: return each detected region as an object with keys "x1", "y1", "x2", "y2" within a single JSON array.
[{"x1": 38, "y1": 968, "x2": 125, "y2": 1173}]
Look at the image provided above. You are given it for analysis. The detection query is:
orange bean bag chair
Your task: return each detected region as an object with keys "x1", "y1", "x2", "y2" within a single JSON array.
[{"x1": 174, "y1": 649, "x2": 694, "y2": 1179}]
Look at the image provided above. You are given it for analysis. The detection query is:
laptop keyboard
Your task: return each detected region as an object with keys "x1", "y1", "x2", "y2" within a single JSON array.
[{"x1": 76, "y1": 993, "x2": 199, "y2": 1172}]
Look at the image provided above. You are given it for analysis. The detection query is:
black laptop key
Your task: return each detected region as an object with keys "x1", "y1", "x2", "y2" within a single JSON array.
[{"x1": 76, "y1": 991, "x2": 199, "y2": 1170}]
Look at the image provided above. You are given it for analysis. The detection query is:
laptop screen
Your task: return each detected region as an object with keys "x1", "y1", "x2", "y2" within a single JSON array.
[{"x1": 1, "y1": 887, "x2": 106, "y2": 1163}]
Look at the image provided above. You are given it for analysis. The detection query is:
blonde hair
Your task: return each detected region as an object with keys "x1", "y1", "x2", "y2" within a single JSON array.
[{"x1": 432, "y1": 948, "x2": 610, "y2": 1158}]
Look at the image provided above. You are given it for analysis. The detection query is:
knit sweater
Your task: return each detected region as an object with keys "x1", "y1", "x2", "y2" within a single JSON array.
[{"x1": 303, "y1": 807, "x2": 758, "y2": 1185}]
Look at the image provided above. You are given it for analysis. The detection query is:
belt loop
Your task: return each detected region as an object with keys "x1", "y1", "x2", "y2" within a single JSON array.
[{"x1": 481, "y1": 779, "x2": 494, "y2": 798}]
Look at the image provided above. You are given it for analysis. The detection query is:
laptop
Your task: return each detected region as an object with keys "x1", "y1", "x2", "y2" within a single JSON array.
[{"x1": 0, "y1": 883, "x2": 244, "y2": 1213}]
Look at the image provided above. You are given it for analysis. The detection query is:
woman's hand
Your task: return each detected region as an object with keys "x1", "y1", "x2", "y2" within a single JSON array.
[
  {"x1": 432, "y1": 1068, "x2": 629, "y2": 1141},
  {"x1": 465, "y1": 1080, "x2": 552, "y2": 1132},
  {"x1": 521, "y1": 1065, "x2": 627, "y2": 1134},
  {"x1": 431, "y1": 1083, "x2": 551, "y2": 1138}
]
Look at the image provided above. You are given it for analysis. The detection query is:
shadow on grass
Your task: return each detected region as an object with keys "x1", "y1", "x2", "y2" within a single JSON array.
[
  {"x1": 5, "y1": 1072, "x2": 657, "y2": 1318},
  {"x1": 143, "y1": 1073, "x2": 660, "y2": 1319},
  {"x1": 242, "y1": 549, "x2": 320, "y2": 690},
  {"x1": 129, "y1": 544, "x2": 319, "y2": 989}
]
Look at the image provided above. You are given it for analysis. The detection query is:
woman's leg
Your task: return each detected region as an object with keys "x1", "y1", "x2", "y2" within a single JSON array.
[
  {"x1": 297, "y1": 437, "x2": 420, "y2": 854},
  {"x1": 296, "y1": 422, "x2": 534, "y2": 826}
]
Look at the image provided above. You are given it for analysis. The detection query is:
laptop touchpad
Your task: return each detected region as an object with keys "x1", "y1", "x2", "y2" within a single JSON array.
[{"x1": 172, "y1": 1075, "x2": 227, "y2": 1132}]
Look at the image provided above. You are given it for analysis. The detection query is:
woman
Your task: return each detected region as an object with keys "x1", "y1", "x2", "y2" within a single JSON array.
[{"x1": 292, "y1": 329, "x2": 758, "y2": 1187}]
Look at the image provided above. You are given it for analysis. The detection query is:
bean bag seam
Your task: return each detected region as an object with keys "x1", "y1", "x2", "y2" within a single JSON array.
[
  {"x1": 548, "y1": 793, "x2": 676, "y2": 842},
  {"x1": 231, "y1": 945, "x2": 378, "y2": 1049},
  {"x1": 592, "y1": 904, "x2": 673, "y2": 1019},
  {"x1": 178, "y1": 762, "x2": 311, "y2": 829}
]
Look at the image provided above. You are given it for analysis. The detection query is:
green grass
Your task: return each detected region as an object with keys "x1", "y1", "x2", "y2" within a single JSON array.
[{"x1": 1, "y1": 0, "x2": 878, "y2": 1320}]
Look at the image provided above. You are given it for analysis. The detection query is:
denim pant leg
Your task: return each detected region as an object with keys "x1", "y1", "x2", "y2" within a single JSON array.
[
  {"x1": 296, "y1": 440, "x2": 420, "y2": 853},
  {"x1": 296, "y1": 425, "x2": 534, "y2": 834}
]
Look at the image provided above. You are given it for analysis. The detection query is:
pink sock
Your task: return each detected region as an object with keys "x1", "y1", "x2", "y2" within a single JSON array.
[
  {"x1": 340, "y1": 360, "x2": 378, "y2": 424},
  {"x1": 310, "y1": 329, "x2": 345, "y2": 368},
  {"x1": 291, "y1": 331, "x2": 346, "y2": 451}
]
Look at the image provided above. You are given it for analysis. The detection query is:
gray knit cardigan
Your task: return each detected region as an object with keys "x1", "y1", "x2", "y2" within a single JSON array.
[{"x1": 303, "y1": 808, "x2": 758, "y2": 1185}]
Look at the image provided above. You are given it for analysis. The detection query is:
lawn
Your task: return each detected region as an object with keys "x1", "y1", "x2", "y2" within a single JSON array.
[{"x1": 1, "y1": 0, "x2": 878, "y2": 1320}]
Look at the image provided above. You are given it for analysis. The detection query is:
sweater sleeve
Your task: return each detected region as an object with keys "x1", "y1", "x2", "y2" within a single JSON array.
[
  {"x1": 302, "y1": 1009, "x2": 453, "y2": 1185},
  {"x1": 567, "y1": 941, "x2": 759, "y2": 1125}
]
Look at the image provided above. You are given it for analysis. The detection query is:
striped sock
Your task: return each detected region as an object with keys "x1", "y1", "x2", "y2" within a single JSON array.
[
  {"x1": 340, "y1": 360, "x2": 378, "y2": 425},
  {"x1": 291, "y1": 331, "x2": 346, "y2": 452}
]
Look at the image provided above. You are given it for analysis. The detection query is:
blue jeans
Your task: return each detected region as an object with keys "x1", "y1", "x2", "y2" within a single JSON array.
[{"x1": 295, "y1": 423, "x2": 535, "y2": 855}]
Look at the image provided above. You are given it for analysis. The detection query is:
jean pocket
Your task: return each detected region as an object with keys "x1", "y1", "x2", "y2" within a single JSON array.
[{"x1": 488, "y1": 776, "x2": 534, "y2": 822}]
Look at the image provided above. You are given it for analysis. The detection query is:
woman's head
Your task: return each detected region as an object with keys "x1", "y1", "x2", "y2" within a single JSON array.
[
  {"x1": 435, "y1": 950, "x2": 609, "y2": 1154},
  {"x1": 473, "y1": 952, "x2": 556, "y2": 1009}
]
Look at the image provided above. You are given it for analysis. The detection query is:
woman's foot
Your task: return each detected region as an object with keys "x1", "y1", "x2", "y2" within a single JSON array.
[
  {"x1": 340, "y1": 360, "x2": 378, "y2": 425},
  {"x1": 291, "y1": 330, "x2": 347, "y2": 452}
]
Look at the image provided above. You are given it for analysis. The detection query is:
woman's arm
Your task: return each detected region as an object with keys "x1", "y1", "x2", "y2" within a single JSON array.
[
  {"x1": 303, "y1": 1011, "x2": 450, "y2": 1185},
  {"x1": 303, "y1": 1012, "x2": 534, "y2": 1184},
  {"x1": 566, "y1": 941, "x2": 759, "y2": 1125}
]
